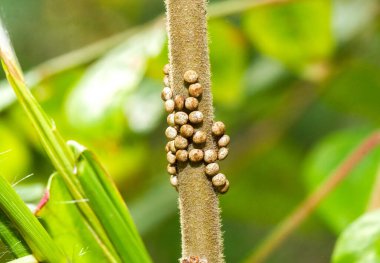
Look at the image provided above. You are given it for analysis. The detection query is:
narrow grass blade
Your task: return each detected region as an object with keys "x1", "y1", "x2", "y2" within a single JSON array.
[
  {"x1": 36, "y1": 173, "x2": 113, "y2": 262},
  {"x1": 69, "y1": 141, "x2": 152, "y2": 262},
  {"x1": 0, "y1": 176, "x2": 66, "y2": 262},
  {"x1": 0, "y1": 18, "x2": 120, "y2": 262},
  {"x1": 0, "y1": 213, "x2": 30, "y2": 258}
]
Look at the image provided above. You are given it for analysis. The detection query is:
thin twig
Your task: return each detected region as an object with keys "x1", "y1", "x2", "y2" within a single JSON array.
[
  {"x1": 244, "y1": 131, "x2": 380, "y2": 263},
  {"x1": 367, "y1": 163, "x2": 380, "y2": 211}
]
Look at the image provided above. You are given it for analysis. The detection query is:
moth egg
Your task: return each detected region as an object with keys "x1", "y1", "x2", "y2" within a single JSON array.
[
  {"x1": 218, "y1": 135, "x2": 230, "y2": 147},
  {"x1": 167, "y1": 152, "x2": 176, "y2": 164},
  {"x1": 212, "y1": 173, "x2": 227, "y2": 187},
  {"x1": 212, "y1": 121, "x2": 225, "y2": 136},
  {"x1": 218, "y1": 147, "x2": 229, "y2": 160},
  {"x1": 180, "y1": 124, "x2": 194, "y2": 138},
  {"x1": 167, "y1": 113, "x2": 175, "y2": 126},
  {"x1": 218, "y1": 179, "x2": 229, "y2": 194},
  {"x1": 188, "y1": 83, "x2": 203, "y2": 97},
  {"x1": 189, "y1": 111, "x2": 203, "y2": 124},
  {"x1": 165, "y1": 100, "x2": 175, "y2": 113},
  {"x1": 165, "y1": 126, "x2": 177, "y2": 140},
  {"x1": 174, "y1": 136, "x2": 188, "y2": 149},
  {"x1": 167, "y1": 164, "x2": 176, "y2": 175},
  {"x1": 204, "y1": 149, "x2": 218, "y2": 163},
  {"x1": 184, "y1": 70, "x2": 198, "y2": 83},
  {"x1": 174, "y1": 111, "x2": 189, "y2": 126},
  {"x1": 192, "y1": 131, "x2": 206, "y2": 144},
  {"x1": 170, "y1": 175, "x2": 178, "y2": 187},
  {"x1": 163, "y1": 75, "x2": 170, "y2": 86},
  {"x1": 176, "y1": 150, "x2": 188, "y2": 162},
  {"x1": 163, "y1": 63, "x2": 170, "y2": 75},
  {"x1": 174, "y1": 95, "x2": 185, "y2": 110},
  {"x1": 185, "y1": 97, "x2": 199, "y2": 111},
  {"x1": 189, "y1": 149, "x2": 204, "y2": 162},
  {"x1": 161, "y1": 87, "x2": 173, "y2": 101},
  {"x1": 168, "y1": 140, "x2": 176, "y2": 153},
  {"x1": 205, "y1": 162, "x2": 219, "y2": 176}
]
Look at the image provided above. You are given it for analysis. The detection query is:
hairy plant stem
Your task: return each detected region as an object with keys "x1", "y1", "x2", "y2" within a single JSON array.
[
  {"x1": 165, "y1": 0, "x2": 224, "y2": 262},
  {"x1": 245, "y1": 131, "x2": 380, "y2": 263}
]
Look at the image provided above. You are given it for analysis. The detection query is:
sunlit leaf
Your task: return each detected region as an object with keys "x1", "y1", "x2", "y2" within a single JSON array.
[
  {"x1": 303, "y1": 128, "x2": 380, "y2": 233},
  {"x1": 243, "y1": 0, "x2": 333, "y2": 70},
  {"x1": 332, "y1": 210, "x2": 380, "y2": 263},
  {"x1": 323, "y1": 63, "x2": 380, "y2": 123},
  {"x1": 209, "y1": 19, "x2": 248, "y2": 107},
  {"x1": 0, "y1": 123, "x2": 30, "y2": 183},
  {"x1": 36, "y1": 173, "x2": 109, "y2": 262},
  {"x1": 65, "y1": 22, "x2": 166, "y2": 138}
]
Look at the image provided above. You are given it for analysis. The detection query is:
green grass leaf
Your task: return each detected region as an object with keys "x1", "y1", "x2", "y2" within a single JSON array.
[
  {"x1": 69, "y1": 141, "x2": 152, "y2": 263},
  {"x1": 0, "y1": 175, "x2": 65, "y2": 262},
  {"x1": 243, "y1": 0, "x2": 334, "y2": 70},
  {"x1": 36, "y1": 173, "x2": 111, "y2": 262}
]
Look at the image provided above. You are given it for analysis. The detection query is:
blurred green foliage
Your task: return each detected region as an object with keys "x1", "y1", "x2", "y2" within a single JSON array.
[{"x1": 1, "y1": 0, "x2": 380, "y2": 262}]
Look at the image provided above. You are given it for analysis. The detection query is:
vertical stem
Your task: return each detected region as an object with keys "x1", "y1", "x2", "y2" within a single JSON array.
[{"x1": 165, "y1": 0, "x2": 224, "y2": 262}]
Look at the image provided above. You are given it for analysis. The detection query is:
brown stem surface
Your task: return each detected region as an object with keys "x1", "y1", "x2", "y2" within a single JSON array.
[
  {"x1": 245, "y1": 131, "x2": 380, "y2": 263},
  {"x1": 165, "y1": 0, "x2": 224, "y2": 262}
]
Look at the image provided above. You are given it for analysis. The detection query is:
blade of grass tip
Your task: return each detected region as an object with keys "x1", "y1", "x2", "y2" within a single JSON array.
[
  {"x1": 0, "y1": 18, "x2": 120, "y2": 262},
  {"x1": 0, "y1": 213, "x2": 30, "y2": 258},
  {"x1": 7, "y1": 255, "x2": 38, "y2": 263},
  {"x1": 68, "y1": 141, "x2": 148, "y2": 245},
  {"x1": 0, "y1": 176, "x2": 66, "y2": 262},
  {"x1": 69, "y1": 142, "x2": 151, "y2": 262}
]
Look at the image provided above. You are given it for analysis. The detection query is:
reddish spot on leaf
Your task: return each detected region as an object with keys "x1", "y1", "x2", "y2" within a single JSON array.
[{"x1": 34, "y1": 190, "x2": 50, "y2": 215}]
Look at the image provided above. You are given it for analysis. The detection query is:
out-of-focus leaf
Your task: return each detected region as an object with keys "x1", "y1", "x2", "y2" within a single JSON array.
[
  {"x1": 0, "y1": 124, "x2": 30, "y2": 182},
  {"x1": 323, "y1": 63, "x2": 380, "y2": 123},
  {"x1": 124, "y1": 78, "x2": 162, "y2": 133},
  {"x1": 332, "y1": 210, "x2": 380, "y2": 263},
  {"x1": 242, "y1": 0, "x2": 333, "y2": 70},
  {"x1": 36, "y1": 174, "x2": 109, "y2": 262},
  {"x1": 14, "y1": 183, "x2": 45, "y2": 204},
  {"x1": 65, "y1": 22, "x2": 166, "y2": 138},
  {"x1": 332, "y1": 0, "x2": 378, "y2": 43},
  {"x1": 303, "y1": 128, "x2": 380, "y2": 233},
  {"x1": 209, "y1": 19, "x2": 248, "y2": 107},
  {"x1": 244, "y1": 56, "x2": 287, "y2": 96}
]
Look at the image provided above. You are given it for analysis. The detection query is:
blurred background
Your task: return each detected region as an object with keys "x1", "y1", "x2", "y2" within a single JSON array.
[{"x1": 0, "y1": 0, "x2": 380, "y2": 262}]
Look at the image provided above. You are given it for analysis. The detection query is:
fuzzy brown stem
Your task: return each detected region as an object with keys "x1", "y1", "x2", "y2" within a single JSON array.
[{"x1": 165, "y1": 0, "x2": 224, "y2": 262}]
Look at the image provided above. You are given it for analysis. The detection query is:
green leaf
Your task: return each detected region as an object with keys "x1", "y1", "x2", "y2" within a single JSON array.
[
  {"x1": 209, "y1": 19, "x2": 248, "y2": 107},
  {"x1": 37, "y1": 173, "x2": 110, "y2": 262},
  {"x1": 0, "y1": 175, "x2": 65, "y2": 262},
  {"x1": 243, "y1": 0, "x2": 333, "y2": 70},
  {"x1": 303, "y1": 128, "x2": 380, "y2": 233},
  {"x1": 323, "y1": 62, "x2": 380, "y2": 123},
  {"x1": 0, "y1": 123, "x2": 30, "y2": 183},
  {"x1": 68, "y1": 141, "x2": 152, "y2": 263},
  {"x1": 332, "y1": 210, "x2": 380, "y2": 263},
  {"x1": 65, "y1": 22, "x2": 166, "y2": 138},
  {"x1": 0, "y1": 18, "x2": 121, "y2": 262},
  {"x1": 0, "y1": 212, "x2": 30, "y2": 259}
]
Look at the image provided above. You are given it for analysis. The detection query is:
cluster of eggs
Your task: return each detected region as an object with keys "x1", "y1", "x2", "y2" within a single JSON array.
[
  {"x1": 162, "y1": 64, "x2": 230, "y2": 194},
  {"x1": 181, "y1": 256, "x2": 207, "y2": 263}
]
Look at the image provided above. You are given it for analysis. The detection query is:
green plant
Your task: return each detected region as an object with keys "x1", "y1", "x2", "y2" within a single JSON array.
[{"x1": 1, "y1": 0, "x2": 380, "y2": 262}]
